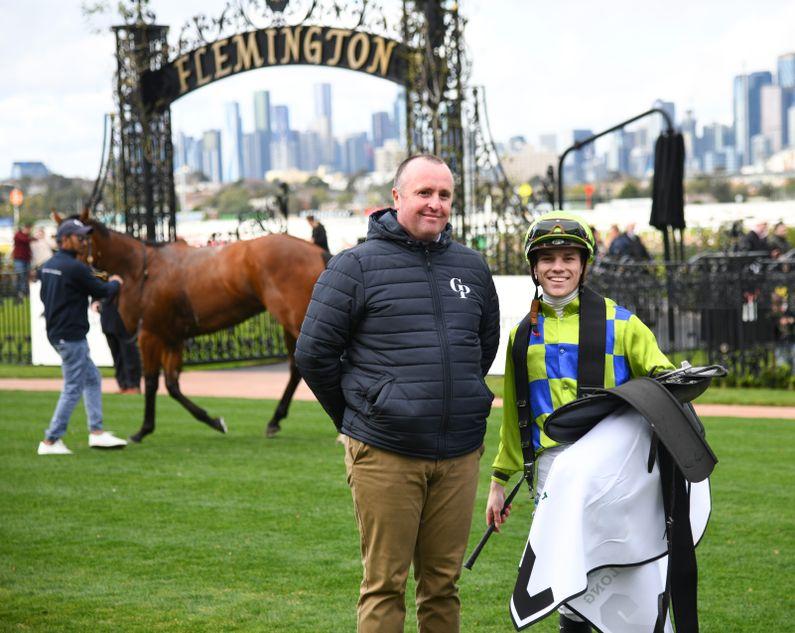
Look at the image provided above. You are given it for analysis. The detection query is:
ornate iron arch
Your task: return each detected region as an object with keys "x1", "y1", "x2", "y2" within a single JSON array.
[{"x1": 108, "y1": 1, "x2": 527, "y2": 273}]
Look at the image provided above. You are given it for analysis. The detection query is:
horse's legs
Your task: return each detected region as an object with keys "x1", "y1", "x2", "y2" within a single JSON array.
[
  {"x1": 162, "y1": 346, "x2": 227, "y2": 434},
  {"x1": 130, "y1": 330, "x2": 161, "y2": 443},
  {"x1": 266, "y1": 334, "x2": 301, "y2": 438}
]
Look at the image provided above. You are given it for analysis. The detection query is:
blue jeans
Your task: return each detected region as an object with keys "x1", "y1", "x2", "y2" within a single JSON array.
[
  {"x1": 13, "y1": 259, "x2": 30, "y2": 297},
  {"x1": 45, "y1": 338, "x2": 104, "y2": 441}
]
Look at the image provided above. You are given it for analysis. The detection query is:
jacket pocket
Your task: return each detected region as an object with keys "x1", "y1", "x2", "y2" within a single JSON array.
[
  {"x1": 365, "y1": 375, "x2": 395, "y2": 419},
  {"x1": 478, "y1": 375, "x2": 495, "y2": 403}
]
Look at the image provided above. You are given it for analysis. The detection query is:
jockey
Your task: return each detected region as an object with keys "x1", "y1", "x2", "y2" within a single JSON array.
[{"x1": 484, "y1": 211, "x2": 674, "y2": 632}]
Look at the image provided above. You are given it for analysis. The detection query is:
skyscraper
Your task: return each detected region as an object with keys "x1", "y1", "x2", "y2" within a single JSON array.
[
  {"x1": 342, "y1": 132, "x2": 371, "y2": 174},
  {"x1": 760, "y1": 84, "x2": 784, "y2": 153},
  {"x1": 314, "y1": 83, "x2": 335, "y2": 167},
  {"x1": 777, "y1": 52, "x2": 795, "y2": 89},
  {"x1": 271, "y1": 105, "x2": 298, "y2": 170},
  {"x1": 648, "y1": 99, "x2": 676, "y2": 150},
  {"x1": 606, "y1": 130, "x2": 629, "y2": 174},
  {"x1": 297, "y1": 131, "x2": 322, "y2": 171},
  {"x1": 566, "y1": 129, "x2": 594, "y2": 184},
  {"x1": 393, "y1": 90, "x2": 407, "y2": 147},
  {"x1": 187, "y1": 136, "x2": 203, "y2": 175},
  {"x1": 201, "y1": 130, "x2": 222, "y2": 183},
  {"x1": 314, "y1": 83, "x2": 332, "y2": 127},
  {"x1": 242, "y1": 132, "x2": 262, "y2": 180},
  {"x1": 733, "y1": 71, "x2": 773, "y2": 165},
  {"x1": 222, "y1": 102, "x2": 244, "y2": 182},
  {"x1": 174, "y1": 131, "x2": 190, "y2": 171},
  {"x1": 777, "y1": 53, "x2": 795, "y2": 146},
  {"x1": 371, "y1": 111, "x2": 394, "y2": 148},
  {"x1": 253, "y1": 90, "x2": 272, "y2": 176}
]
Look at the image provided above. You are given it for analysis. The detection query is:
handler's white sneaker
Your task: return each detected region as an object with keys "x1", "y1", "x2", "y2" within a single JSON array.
[
  {"x1": 89, "y1": 431, "x2": 128, "y2": 449},
  {"x1": 37, "y1": 439, "x2": 73, "y2": 455}
]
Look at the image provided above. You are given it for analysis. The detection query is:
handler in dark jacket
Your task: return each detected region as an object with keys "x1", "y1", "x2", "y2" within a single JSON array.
[
  {"x1": 37, "y1": 218, "x2": 127, "y2": 455},
  {"x1": 296, "y1": 154, "x2": 500, "y2": 633}
]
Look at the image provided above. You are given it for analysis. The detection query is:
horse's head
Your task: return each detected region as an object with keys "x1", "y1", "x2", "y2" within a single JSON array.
[
  {"x1": 52, "y1": 209, "x2": 92, "y2": 263},
  {"x1": 52, "y1": 208, "x2": 115, "y2": 271}
]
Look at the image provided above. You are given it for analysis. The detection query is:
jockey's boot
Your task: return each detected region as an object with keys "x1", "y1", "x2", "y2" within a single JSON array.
[{"x1": 559, "y1": 614, "x2": 592, "y2": 632}]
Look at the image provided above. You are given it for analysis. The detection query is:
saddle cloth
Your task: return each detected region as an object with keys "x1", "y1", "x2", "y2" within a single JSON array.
[{"x1": 510, "y1": 407, "x2": 710, "y2": 631}]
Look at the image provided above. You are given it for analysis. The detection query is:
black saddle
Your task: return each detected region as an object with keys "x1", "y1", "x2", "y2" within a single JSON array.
[{"x1": 544, "y1": 365, "x2": 726, "y2": 483}]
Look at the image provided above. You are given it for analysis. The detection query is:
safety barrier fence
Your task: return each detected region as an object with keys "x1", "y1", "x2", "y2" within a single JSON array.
[
  {"x1": 2, "y1": 255, "x2": 793, "y2": 380},
  {"x1": 587, "y1": 254, "x2": 794, "y2": 381},
  {"x1": 0, "y1": 272, "x2": 31, "y2": 364}
]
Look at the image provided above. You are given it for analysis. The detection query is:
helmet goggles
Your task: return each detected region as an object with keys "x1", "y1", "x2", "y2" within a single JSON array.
[{"x1": 524, "y1": 218, "x2": 593, "y2": 260}]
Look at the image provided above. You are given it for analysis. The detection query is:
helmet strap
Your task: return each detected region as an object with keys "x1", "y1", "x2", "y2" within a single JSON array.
[{"x1": 530, "y1": 284, "x2": 541, "y2": 336}]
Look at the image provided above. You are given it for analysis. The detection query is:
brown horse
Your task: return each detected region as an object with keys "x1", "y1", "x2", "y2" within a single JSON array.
[{"x1": 57, "y1": 210, "x2": 328, "y2": 443}]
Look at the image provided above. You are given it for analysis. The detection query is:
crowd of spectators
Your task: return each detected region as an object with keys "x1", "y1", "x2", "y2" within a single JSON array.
[{"x1": 738, "y1": 221, "x2": 792, "y2": 259}]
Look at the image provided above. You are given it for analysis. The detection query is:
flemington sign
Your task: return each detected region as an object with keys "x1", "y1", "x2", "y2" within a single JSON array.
[{"x1": 140, "y1": 25, "x2": 408, "y2": 111}]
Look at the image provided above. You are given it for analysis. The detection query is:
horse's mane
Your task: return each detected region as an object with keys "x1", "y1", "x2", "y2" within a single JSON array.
[{"x1": 79, "y1": 215, "x2": 172, "y2": 247}]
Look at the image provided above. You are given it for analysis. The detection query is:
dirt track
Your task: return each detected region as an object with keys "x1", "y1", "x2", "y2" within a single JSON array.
[{"x1": 1, "y1": 363, "x2": 793, "y2": 419}]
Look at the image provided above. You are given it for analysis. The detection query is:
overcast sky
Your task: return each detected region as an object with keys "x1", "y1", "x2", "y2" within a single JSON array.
[{"x1": 2, "y1": 0, "x2": 794, "y2": 179}]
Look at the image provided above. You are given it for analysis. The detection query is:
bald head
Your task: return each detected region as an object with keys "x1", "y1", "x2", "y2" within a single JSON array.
[{"x1": 393, "y1": 154, "x2": 449, "y2": 194}]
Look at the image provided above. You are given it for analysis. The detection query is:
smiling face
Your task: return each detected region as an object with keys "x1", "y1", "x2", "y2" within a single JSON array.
[
  {"x1": 392, "y1": 158, "x2": 453, "y2": 242},
  {"x1": 533, "y1": 247, "x2": 585, "y2": 298}
]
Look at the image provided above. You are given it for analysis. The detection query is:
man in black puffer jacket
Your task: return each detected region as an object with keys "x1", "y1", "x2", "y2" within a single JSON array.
[{"x1": 296, "y1": 154, "x2": 499, "y2": 633}]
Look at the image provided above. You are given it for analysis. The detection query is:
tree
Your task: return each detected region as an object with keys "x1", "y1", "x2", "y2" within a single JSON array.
[
  {"x1": 710, "y1": 180, "x2": 733, "y2": 203},
  {"x1": 617, "y1": 181, "x2": 641, "y2": 198},
  {"x1": 213, "y1": 185, "x2": 252, "y2": 217}
]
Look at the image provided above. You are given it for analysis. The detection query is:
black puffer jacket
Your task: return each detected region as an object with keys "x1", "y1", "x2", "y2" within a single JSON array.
[{"x1": 295, "y1": 209, "x2": 500, "y2": 459}]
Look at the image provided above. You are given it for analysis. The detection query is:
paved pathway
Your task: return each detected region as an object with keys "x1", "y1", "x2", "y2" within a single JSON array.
[{"x1": 2, "y1": 364, "x2": 793, "y2": 419}]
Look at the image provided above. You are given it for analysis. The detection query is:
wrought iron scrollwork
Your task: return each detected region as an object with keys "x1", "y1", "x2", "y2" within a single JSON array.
[{"x1": 170, "y1": 0, "x2": 396, "y2": 57}]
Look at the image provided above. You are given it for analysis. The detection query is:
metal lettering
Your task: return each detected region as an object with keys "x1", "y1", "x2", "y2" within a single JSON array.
[
  {"x1": 194, "y1": 46, "x2": 211, "y2": 86},
  {"x1": 174, "y1": 54, "x2": 192, "y2": 94},
  {"x1": 212, "y1": 38, "x2": 232, "y2": 78},
  {"x1": 347, "y1": 32, "x2": 370, "y2": 70},
  {"x1": 366, "y1": 36, "x2": 397, "y2": 76},
  {"x1": 324, "y1": 28, "x2": 350, "y2": 66},
  {"x1": 264, "y1": 29, "x2": 277, "y2": 64},
  {"x1": 303, "y1": 26, "x2": 322, "y2": 64},
  {"x1": 281, "y1": 26, "x2": 302, "y2": 64},
  {"x1": 232, "y1": 32, "x2": 264, "y2": 72}
]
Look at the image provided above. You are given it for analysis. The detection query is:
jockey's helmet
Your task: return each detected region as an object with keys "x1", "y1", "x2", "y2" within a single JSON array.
[{"x1": 524, "y1": 212, "x2": 595, "y2": 265}]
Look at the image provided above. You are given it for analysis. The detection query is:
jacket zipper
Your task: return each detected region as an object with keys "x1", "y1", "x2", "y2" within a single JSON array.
[{"x1": 425, "y1": 247, "x2": 451, "y2": 458}]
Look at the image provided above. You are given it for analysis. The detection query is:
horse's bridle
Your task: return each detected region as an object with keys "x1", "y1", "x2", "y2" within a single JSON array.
[{"x1": 86, "y1": 227, "x2": 148, "y2": 297}]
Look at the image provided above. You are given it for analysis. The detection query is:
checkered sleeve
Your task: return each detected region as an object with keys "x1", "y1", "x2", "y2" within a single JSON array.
[{"x1": 624, "y1": 313, "x2": 675, "y2": 378}]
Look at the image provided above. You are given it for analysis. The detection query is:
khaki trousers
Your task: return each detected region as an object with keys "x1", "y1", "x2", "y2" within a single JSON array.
[{"x1": 344, "y1": 438, "x2": 483, "y2": 633}]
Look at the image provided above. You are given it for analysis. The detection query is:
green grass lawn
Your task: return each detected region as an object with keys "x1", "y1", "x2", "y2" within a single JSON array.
[
  {"x1": 0, "y1": 392, "x2": 793, "y2": 631},
  {"x1": 485, "y1": 375, "x2": 795, "y2": 407}
]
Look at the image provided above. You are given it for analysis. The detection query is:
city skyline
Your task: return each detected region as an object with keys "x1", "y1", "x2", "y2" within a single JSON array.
[
  {"x1": 3, "y1": 1, "x2": 795, "y2": 179},
  {"x1": 173, "y1": 83, "x2": 404, "y2": 182}
]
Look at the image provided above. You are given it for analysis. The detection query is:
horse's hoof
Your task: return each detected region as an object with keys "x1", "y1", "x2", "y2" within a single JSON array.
[
  {"x1": 129, "y1": 433, "x2": 143, "y2": 444},
  {"x1": 213, "y1": 417, "x2": 228, "y2": 434},
  {"x1": 265, "y1": 423, "x2": 281, "y2": 438}
]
